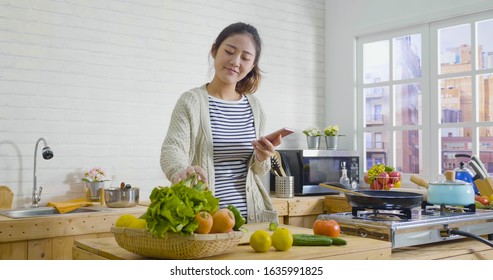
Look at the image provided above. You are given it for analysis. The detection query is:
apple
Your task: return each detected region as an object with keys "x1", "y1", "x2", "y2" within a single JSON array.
[
  {"x1": 364, "y1": 173, "x2": 369, "y2": 184},
  {"x1": 371, "y1": 180, "x2": 383, "y2": 190},
  {"x1": 377, "y1": 172, "x2": 389, "y2": 185},
  {"x1": 384, "y1": 183, "x2": 395, "y2": 190},
  {"x1": 389, "y1": 171, "x2": 401, "y2": 183}
]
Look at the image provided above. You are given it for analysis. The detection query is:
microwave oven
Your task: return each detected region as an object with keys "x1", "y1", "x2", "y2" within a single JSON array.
[{"x1": 270, "y1": 149, "x2": 360, "y2": 196}]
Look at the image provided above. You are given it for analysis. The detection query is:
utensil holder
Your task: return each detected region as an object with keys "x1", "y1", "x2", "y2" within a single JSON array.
[{"x1": 275, "y1": 176, "x2": 294, "y2": 198}]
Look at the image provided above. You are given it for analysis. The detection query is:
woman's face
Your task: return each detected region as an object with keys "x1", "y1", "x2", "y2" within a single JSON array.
[{"x1": 212, "y1": 33, "x2": 256, "y2": 86}]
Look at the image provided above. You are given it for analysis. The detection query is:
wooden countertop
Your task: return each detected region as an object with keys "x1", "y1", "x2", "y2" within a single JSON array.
[
  {"x1": 73, "y1": 223, "x2": 392, "y2": 260},
  {"x1": 0, "y1": 205, "x2": 148, "y2": 243}
]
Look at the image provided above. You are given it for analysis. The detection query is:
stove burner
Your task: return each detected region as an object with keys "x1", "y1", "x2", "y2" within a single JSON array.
[
  {"x1": 422, "y1": 203, "x2": 476, "y2": 216},
  {"x1": 352, "y1": 207, "x2": 412, "y2": 220}
]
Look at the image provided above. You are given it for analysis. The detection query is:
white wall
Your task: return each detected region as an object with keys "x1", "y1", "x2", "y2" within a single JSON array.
[
  {"x1": 325, "y1": 0, "x2": 493, "y2": 149},
  {"x1": 0, "y1": 0, "x2": 325, "y2": 207}
]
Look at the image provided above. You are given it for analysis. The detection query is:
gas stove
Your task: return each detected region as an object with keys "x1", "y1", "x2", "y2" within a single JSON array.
[{"x1": 319, "y1": 205, "x2": 493, "y2": 248}]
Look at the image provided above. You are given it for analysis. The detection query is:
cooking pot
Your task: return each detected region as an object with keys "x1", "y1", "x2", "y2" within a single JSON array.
[
  {"x1": 104, "y1": 187, "x2": 139, "y2": 208},
  {"x1": 410, "y1": 170, "x2": 475, "y2": 206}
]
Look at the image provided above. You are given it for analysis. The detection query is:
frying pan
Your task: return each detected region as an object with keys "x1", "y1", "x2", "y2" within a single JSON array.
[
  {"x1": 344, "y1": 190, "x2": 424, "y2": 210},
  {"x1": 320, "y1": 183, "x2": 423, "y2": 209}
]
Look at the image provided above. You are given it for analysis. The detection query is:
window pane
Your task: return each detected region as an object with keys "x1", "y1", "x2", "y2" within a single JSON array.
[
  {"x1": 395, "y1": 83, "x2": 422, "y2": 125},
  {"x1": 364, "y1": 87, "x2": 389, "y2": 126},
  {"x1": 479, "y1": 126, "x2": 493, "y2": 173},
  {"x1": 441, "y1": 127, "x2": 473, "y2": 173},
  {"x1": 439, "y1": 24, "x2": 471, "y2": 74},
  {"x1": 477, "y1": 19, "x2": 493, "y2": 70},
  {"x1": 440, "y1": 77, "x2": 472, "y2": 123},
  {"x1": 363, "y1": 40, "x2": 389, "y2": 84},
  {"x1": 396, "y1": 130, "x2": 421, "y2": 173},
  {"x1": 478, "y1": 74, "x2": 493, "y2": 121},
  {"x1": 393, "y1": 34, "x2": 422, "y2": 80},
  {"x1": 365, "y1": 131, "x2": 391, "y2": 170}
]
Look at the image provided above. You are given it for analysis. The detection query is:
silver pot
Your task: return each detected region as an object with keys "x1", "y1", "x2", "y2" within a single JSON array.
[{"x1": 104, "y1": 188, "x2": 139, "y2": 208}]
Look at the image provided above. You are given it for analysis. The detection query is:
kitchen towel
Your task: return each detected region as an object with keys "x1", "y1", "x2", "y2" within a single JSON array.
[{"x1": 47, "y1": 198, "x2": 93, "y2": 214}]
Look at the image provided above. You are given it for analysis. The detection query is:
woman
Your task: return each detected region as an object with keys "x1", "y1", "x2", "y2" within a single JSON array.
[{"x1": 160, "y1": 22, "x2": 279, "y2": 223}]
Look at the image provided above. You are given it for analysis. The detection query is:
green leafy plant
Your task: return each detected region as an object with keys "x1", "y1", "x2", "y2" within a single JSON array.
[
  {"x1": 303, "y1": 127, "x2": 322, "y2": 136},
  {"x1": 143, "y1": 174, "x2": 219, "y2": 237},
  {"x1": 323, "y1": 125, "x2": 340, "y2": 136}
]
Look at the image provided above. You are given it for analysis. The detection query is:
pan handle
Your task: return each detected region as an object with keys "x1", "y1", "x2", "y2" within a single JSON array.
[{"x1": 410, "y1": 175, "x2": 429, "y2": 189}]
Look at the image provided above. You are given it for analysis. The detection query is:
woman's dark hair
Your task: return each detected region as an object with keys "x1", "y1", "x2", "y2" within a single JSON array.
[{"x1": 211, "y1": 22, "x2": 262, "y2": 94}]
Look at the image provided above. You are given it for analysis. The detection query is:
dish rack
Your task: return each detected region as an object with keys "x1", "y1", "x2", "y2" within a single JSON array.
[{"x1": 111, "y1": 227, "x2": 243, "y2": 259}]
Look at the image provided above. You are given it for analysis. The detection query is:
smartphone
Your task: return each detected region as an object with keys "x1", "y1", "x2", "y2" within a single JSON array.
[{"x1": 264, "y1": 127, "x2": 295, "y2": 142}]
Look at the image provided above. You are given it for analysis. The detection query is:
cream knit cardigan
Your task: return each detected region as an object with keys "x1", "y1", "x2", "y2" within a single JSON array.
[{"x1": 160, "y1": 84, "x2": 278, "y2": 223}]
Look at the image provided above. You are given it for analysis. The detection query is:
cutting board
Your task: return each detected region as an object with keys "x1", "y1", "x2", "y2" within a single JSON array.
[
  {"x1": 239, "y1": 222, "x2": 312, "y2": 244},
  {"x1": 0, "y1": 186, "x2": 13, "y2": 209}
]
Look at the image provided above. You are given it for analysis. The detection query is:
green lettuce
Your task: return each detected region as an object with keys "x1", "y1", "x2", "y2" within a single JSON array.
[{"x1": 144, "y1": 175, "x2": 219, "y2": 237}]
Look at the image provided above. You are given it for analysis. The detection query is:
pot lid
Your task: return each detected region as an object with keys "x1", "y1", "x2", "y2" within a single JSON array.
[{"x1": 429, "y1": 170, "x2": 471, "y2": 186}]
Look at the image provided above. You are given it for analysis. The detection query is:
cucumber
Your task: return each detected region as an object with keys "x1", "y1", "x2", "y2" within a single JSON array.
[
  {"x1": 292, "y1": 234, "x2": 333, "y2": 246},
  {"x1": 329, "y1": 237, "x2": 347, "y2": 246}
]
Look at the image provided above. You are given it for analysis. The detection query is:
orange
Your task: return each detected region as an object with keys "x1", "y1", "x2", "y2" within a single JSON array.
[
  {"x1": 209, "y1": 208, "x2": 235, "y2": 233},
  {"x1": 194, "y1": 211, "x2": 213, "y2": 234}
]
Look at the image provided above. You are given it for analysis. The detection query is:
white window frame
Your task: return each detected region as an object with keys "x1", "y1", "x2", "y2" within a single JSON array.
[{"x1": 357, "y1": 9, "x2": 493, "y2": 181}]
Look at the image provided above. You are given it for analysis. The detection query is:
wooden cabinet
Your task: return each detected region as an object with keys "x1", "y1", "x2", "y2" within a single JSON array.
[
  {"x1": 324, "y1": 194, "x2": 351, "y2": 213},
  {"x1": 270, "y1": 195, "x2": 326, "y2": 228},
  {"x1": 0, "y1": 206, "x2": 147, "y2": 260}
]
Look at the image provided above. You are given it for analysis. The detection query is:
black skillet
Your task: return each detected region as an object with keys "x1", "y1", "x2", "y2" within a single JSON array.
[
  {"x1": 320, "y1": 183, "x2": 424, "y2": 210},
  {"x1": 345, "y1": 190, "x2": 424, "y2": 210}
]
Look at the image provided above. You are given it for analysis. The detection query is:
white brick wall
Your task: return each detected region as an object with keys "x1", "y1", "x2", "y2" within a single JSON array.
[{"x1": 0, "y1": 0, "x2": 325, "y2": 207}]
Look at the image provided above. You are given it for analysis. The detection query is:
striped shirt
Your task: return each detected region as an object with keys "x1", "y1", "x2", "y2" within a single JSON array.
[{"x1": 209, "y1": 95, "x2": 256, "y2": 218}]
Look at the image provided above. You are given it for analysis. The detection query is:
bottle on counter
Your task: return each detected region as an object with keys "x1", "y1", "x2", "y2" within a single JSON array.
[{"x1": 339, "y1": 162, "x2": 350, "y2": 189}]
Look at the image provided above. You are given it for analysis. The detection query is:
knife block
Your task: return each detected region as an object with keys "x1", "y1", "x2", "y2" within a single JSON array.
[{"x1": 474, "y1": 177, "x2": 493, "y2": 197}]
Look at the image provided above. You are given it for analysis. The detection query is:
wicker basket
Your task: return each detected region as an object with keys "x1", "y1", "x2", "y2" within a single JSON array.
[{"x1": 111, "y1": 226, "x2": 243, "y2": 259}]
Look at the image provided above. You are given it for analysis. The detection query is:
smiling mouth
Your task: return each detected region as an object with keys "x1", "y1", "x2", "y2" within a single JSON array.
[{"x1": 225, "y1": 67, "x2": 239, "y2": 74}]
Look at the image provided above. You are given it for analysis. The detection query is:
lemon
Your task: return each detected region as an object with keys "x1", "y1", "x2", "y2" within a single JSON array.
[
  {"x1": 250, "y1": 230, "x2": 272, "y2": 252},
  {"x1": 128, "y1": 219, "x2": 147, "y2": 229},
  {"x1": 269, "y1": 221, "x2": 278, "y2": 231},
  {"x1": 271, "y1": 227, "x2": 293, "y2": 251},
  {"x1": 115, "y1": 214, "x2": 138, "y2": 227}
]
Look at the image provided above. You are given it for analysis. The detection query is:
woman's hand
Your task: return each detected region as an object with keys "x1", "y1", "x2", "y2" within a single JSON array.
[
  {"x1": 252, "y1": 134, "x2": 280, "y2": 162},
  {"x1": 172, "y1": 165, "x2": 207, "y2": 184}
]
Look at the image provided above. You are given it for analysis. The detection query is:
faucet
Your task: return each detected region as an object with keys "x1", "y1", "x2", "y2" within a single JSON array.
[{"x1": 32, "y1": 137, "x2": 54, "y2": 208}]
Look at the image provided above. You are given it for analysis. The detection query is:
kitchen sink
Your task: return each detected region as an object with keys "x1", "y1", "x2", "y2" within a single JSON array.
[{"x1": 0, "y1": 206, "x2": 114, "y2": 219}]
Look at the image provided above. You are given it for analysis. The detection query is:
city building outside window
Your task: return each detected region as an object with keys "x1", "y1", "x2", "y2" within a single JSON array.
[{"x1": 357, "y1": 10, "x2": 493, "y2": 178}]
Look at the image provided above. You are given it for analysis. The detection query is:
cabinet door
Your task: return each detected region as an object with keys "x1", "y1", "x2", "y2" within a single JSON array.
[{"x1": 0, "y1": 241, "x2": 28, "y2": 260}]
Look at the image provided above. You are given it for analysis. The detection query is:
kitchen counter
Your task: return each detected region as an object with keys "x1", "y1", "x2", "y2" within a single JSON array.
[
  {"x1": 72, "y1": 223, "x2": 392, "y2": 260},
  {"x1": 72, "y1": 223, "x2": 493, "y2": 260},
  {"x1": 0, "y1": 204, "x2": 147, "y2": 259}
]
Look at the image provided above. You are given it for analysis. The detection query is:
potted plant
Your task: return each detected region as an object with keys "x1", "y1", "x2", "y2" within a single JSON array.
[
  {"x1": 82, "y1": 167, "x2": 109, "y2": 201},
  {"x1": 303, "y1": 127, "x2": 322, "y2": 149},
  {"x1": 323, "y1": 125, "x2": 340, "y2": 150}
]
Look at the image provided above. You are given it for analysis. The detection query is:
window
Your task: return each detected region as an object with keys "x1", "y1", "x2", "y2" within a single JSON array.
[{"x1": 357, "y1": 10, "x2": 493, "y2": 178}]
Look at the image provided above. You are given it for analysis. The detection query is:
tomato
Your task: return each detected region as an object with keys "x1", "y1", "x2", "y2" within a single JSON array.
[
  {"x1": 475, "y1": 195, "x2": 489, "y2": 206},
  {"x1": 313, "y1": 219, "x2": 341, "y2": 238}
]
